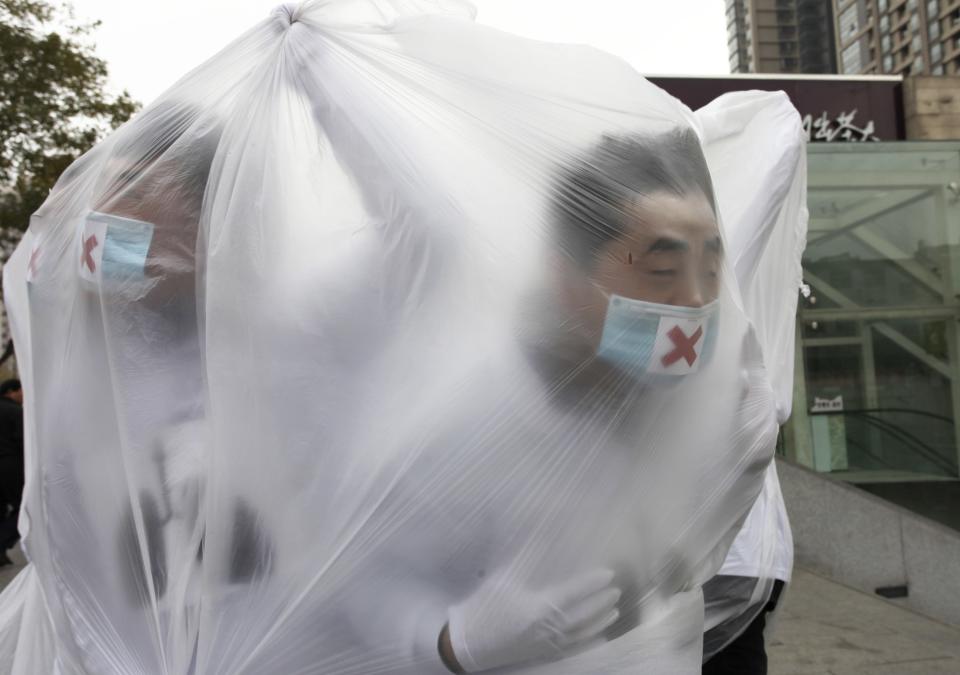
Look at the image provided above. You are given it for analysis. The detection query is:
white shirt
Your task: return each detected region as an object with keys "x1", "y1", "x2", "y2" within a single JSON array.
[{"x1": 718, "y1": 462, "x2": 793, "y2": 583}]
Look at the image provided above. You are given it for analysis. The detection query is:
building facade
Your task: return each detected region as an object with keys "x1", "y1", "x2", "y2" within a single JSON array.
[
  {"x1": 727, "y1": 0, "x2": 839, "y2": 73},
  {"x1": 834, "y1": 0, "x2": 960, "y2": 76}
]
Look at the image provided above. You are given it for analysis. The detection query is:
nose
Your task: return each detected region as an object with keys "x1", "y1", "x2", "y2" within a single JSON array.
[{"x1": 671, "y1": 270, "x2": 707, "y2": 308}]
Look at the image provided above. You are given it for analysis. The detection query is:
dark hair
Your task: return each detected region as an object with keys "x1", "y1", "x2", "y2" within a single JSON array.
[
  {"x1": 550, "y1": 128, "x2": 717, "y2": 271},
  {"x1": 103, "y1": 100, "x2": 221, "y2": 209},
  {"x1": 0, "y1": 379, "x2": 21, "y2": 396}
]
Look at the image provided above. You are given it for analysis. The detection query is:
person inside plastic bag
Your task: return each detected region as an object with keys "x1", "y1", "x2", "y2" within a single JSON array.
[
  {"x1": 79, "y1": 103, "x2": 274, "y2": 608},
  {"x1": 335, "y1": 127, "x2": 732, "y2": 674},
  {"x1": 445, "y1": 130, "x2": 723, "y2": 673}
]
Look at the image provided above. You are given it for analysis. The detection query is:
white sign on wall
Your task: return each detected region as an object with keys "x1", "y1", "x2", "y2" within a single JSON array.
[
  {"x1": 803, "y1": 109, "x2": 880, "y2": 143},
  {"x1": 811, "y1": 394, "x2": 844, "y2": 413}
]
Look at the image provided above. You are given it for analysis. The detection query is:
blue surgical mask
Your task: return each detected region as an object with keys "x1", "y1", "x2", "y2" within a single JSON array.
[
  {"x1": 597, "y1": 295, "x2": 718, "y2": 377},
  {"x1": 80, "y1": 211, "x2": 155, "y2": 282}
]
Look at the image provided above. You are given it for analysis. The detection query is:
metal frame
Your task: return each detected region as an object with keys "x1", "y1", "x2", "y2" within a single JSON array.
[{"x1": 791, "y1": 142, "x2": 960, "y2": 477}]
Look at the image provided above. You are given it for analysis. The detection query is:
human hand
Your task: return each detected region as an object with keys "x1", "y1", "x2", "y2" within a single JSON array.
[{"x1": 445, "y1": 568, "x2": 621, "y2": 672}]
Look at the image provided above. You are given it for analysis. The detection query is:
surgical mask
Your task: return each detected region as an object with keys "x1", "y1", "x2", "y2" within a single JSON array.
[
  {"x1": 597, "y1": 295, "x2": 718, "y2": 377},
  {"x1": 79, "y1": 211, "x2": 155, "y2": 283}
]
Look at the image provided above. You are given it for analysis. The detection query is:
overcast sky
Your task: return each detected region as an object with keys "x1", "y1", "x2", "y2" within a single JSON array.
[{"x1": 67, "y1": 0, "x2": 731, "y2": 105}]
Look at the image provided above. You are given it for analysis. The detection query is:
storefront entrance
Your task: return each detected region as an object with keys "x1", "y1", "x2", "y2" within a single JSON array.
[{"x1": 785, "y1": 142, "x2": 960, "y2": 530}]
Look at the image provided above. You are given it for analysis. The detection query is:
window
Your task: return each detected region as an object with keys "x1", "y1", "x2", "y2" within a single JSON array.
[
  {"x1": 933, "y1": 63, "x2": 944, "y2": 74},
  {"x1": 842, "y1": 38, "x2": 867, "y2": 73},
  {"x1": 932, "y1": 42, "x2": 943, "y2": 62},
  {"x1": 882, "y1": 35, "x2": 892, "y2": 52},
  {"x1": 796, "y1": 146, "x2": 960, "y2": 514},
  {"x1": 879, "y1": 0, "x2": 889, "y2": 11},
  {"x1": 913, "y1": 56, "x2": 925, "y2": 73},
  {"x1": 912, "y1": 35, "x2": 922, "y2": 52},
  {"x1": 928, "y1": 0, "x2": 939, "y2": 16},
  {"x1": 910, "y1": 14, "x2": 920, "y2": 31},
  {"x1": 883, "y1": 54, "x2": 894, "y2": 70},
  {"x1": 881, "y1": 15, "x2": 890, "y2": 32},
  {"x1": 930, "y1": 20, "x2": 941, "y2": 40},
  {"x1": 840, "y1": 3, "x2": 861, "y2": 39}
]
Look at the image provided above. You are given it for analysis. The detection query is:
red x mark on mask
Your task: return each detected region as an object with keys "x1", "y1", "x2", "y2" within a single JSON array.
[
  {"x1": 660, "y1": 324, "x2": 703, "y2": 368},
  {"x1": 81, "y1": 234, "x2": 99, "y2": 273}
]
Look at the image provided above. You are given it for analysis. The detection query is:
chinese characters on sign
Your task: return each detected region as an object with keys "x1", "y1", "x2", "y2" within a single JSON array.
[
  {"x1": 811, "y1": 395, "x2": 844, "y2": 413},
  {"x1": 803, "y1": 109, "x2": 880, "y2": 142}
]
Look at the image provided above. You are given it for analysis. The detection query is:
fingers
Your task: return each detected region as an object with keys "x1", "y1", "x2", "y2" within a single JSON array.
[
  {"x1": 558, "y1": 609, "x2": 620, "y2": 648},
  {"x1": 548, "y1": 568, "x2": 615, "y2": 609},
  {"x1": 561, "y1": 587, "x2": 622, "y2": 634}
]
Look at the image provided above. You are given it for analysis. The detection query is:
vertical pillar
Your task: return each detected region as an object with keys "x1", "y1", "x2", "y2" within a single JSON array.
[
  {"x1": 787, "y1": 322, "x2": 815, "y2": 467},
  {"x1": 935, "y1": 185, "x2": 960, "y2": 475}
]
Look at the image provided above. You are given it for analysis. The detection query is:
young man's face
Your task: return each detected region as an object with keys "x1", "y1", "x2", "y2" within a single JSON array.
[
  {"x1": 590, "y1": 190, "x2": 721, "y2": 308},
  {"x1": 5, "y1": 389, "x2": 22, "y2": 405},
  {"x1": 555, "y1": 190, "x2": 722, "y2": 351}
]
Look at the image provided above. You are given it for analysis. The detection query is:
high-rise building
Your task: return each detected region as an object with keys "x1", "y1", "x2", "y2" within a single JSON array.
[
  {"x1": 726, "y1": 0, "x2": 839, "y2": 73},
  {"x1": 834, "y1": 0, "x2": 960, "y2": 76}
]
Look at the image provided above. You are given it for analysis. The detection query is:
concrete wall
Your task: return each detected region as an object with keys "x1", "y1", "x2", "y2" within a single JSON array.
[
  {"x1": 778, "y1": 458, "x2": 960, "y2": 626},
  {"x1": 903, "y1": 76, "x2": 960, "y2": 140}
]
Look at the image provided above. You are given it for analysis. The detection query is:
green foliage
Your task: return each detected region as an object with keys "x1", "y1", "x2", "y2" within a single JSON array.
[{"x1": 0, "y1": 0, "x2": 138, "y2": 234}]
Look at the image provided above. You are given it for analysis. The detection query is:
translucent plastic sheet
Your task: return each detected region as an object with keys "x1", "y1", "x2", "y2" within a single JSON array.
[
  {"x1": 0, "y1": 2, "x2": 805, "y2": 673},
  {"x1": 0, "y1": 567, "x2": 56, "y2": 675},
  {"x1": 697, "y1": 91, "x2": 807, "y2": 660}
]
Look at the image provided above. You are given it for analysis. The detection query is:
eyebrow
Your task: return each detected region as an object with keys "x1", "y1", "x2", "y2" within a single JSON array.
[
  {"x1": 647, "y1": 238, "x2": 688, "y2": 254},
  {"x1": 644, "y1": 235, "x2": 723, "y2": 255}
]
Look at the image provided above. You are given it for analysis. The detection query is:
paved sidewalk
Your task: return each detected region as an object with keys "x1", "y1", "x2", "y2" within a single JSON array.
[
  {"x1": 770, "y1": 567, "x2": 960, "y2": 675},
  {"x1": 3, "y1": 552, "x2": 959, "y2": 674},
  {"x1": 0, "y1": 544, "x2": 26, "y2": 592}
]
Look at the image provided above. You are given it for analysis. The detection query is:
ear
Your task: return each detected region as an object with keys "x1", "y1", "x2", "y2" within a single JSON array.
[
  {"x1": 547, "y1": 251, "x2": 584, "y2": 308},
  {"x1": 549, "y1": 253, "x2": 609, "y2": 344}
]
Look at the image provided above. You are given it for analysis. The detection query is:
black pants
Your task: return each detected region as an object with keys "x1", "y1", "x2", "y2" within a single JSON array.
[
  {"x1": 702, "y1": 579, "x2": 785, "y2": 675},
  {"x1": 0, "y1": 457, "x2": 23, "y2": 551},
  {"x1": 0, "y1": 500, "x2": 20, "y2": 551}
]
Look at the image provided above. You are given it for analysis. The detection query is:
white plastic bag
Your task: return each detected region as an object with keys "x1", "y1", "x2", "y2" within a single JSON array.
[
  {"x1": 696, "y1": 90, "x2": 807, "y2": 660},
  {"x1": 0, "y1": 2, "x2": 803, "y2": 673}
]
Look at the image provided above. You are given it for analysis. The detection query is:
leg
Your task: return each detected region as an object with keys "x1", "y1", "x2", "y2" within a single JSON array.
[{"x1": 703, "y1": 580, "x2": 785, "y2": 675}]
